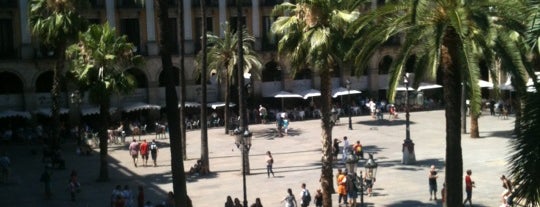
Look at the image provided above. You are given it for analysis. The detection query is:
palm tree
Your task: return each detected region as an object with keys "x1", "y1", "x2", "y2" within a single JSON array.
[
  {"x1": 505, "y1": 2, "x2": 540, "y2": 205},
  {"x1": 177, "y1": 0, "x2": 188, "y2": 160},
  {"x1": 154, "y1": 0, "x2": 190, "y2": 205},
  {"x1": 199, "y1": 0, "x2": 210, "y2": 175},
  {"x1": 347, "y1": 1, "x2": 530, "y2": 206},
  {"x1": 199, "y1": 22, "x2": 262, "y2": 135},
  {"x1": 29, "y1": 0, "x2": 88, "y2": 148},
  {"x1": 67, "y1": 23, "x2": 142, "y2": 181},
  {"x1": 271, "y1": 1, "x2": 363, "y2": 206}
]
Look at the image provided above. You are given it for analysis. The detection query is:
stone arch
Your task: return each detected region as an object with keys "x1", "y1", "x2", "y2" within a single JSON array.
[
  {"x1": 378, "y1": 55, "x2": 393, "y2": 74},
  {"x1": 405, "y1": 55, "x2": 417, "y2": 73},
  {"x1": 125, "y1": 67, "x2": 148, "y2": 88},
  {"x1": 262, "y1": 61, "x2": 281, "y2": 82},
  {"x1": 158, "y1": 67, "x2": 180, "y2": 87},
  {"x1": 294, "y1": 68, "x2": 313, "y2": 80},
  {"x1": 0, "y1": 71, "x2": 23, "y2": 94},
  {"x1": 35, "y1": 71, "x2": 54, "y2": 93}
]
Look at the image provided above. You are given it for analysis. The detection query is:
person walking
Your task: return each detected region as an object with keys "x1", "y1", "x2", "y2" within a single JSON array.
[
  {"x1": 299, "y1": 183, "x2": 311, "y2": 207},
  {"x1": 341, "y1": 136, "x2": 350, "y2": 163},
  {"x1": 500, "y1": 175, "x2": 513, "y2": 206},
  {"x1": 314, "y1": 189, "x2": 323, "y2": 207},
  {"x1": 149, "y1": 139, "x2": 159, "y2": 167},
  {"x1": 352, "y1": 140, "x2": 364, "y2": 159},
  {"x1": 283, "y1": 117, "x2": 290, "y2": 136},
  {"x1": 463, "y1": 169, "x2": 475, "y2": 206},
  {"x1": 250, "y1": 197, "x2": 263, "y2": 207},
  {"x1": 346, "y1": 172, "x2": 359, "y2": 207},
  {"x1": 428, "y1": 165, "x2": 438, "y2": 201},
  {"x1": 40, "y1": 167, "x2": 52, "y2": 199},
  {"x1": 337, "y1": 169, "x2": 348, "y2": 205},
  {"x1": 266, "y1": 151, "x2": 275, "y2": 178},
  {"x1": 68, "y1": 170, "x2": 80, "y2": 202},
  {"x1": 259, "y1": 105, "x2": 268, "y2": 124},
  {"x1": 129, "y1": 139, "x2": 140, "y2": 167},
  {"x1": 365, "y1": 169, "x2": 375, "y2": 197},
  {"x1": 333, "y1": 138, "x2": 341, "y2": 161},
  {"x1": 282, "y1": 188, "x2": 297, "y2": 207},
  {"x1": 139, "y1": 140, "x2": 149, "y2": 167}
]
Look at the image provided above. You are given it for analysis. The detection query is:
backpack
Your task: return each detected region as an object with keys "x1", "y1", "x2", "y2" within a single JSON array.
[
  {"x1": 302, "y1": 189, "x2": 311, "y2": 205},
  {"x1": 150, "y1": 143, "x2": 157, "y2": 153},
  {"x1": 354, "y1": 145, "x2": 362, "y2": 156}
]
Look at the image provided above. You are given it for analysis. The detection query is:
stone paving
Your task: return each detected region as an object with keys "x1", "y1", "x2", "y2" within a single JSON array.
[{"x1": 0, "y1": 109, "x2": 516, "y2": 207}]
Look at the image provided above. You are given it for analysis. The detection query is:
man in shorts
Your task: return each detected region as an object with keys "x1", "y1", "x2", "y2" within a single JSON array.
[
  {"x1": 128, "y1": 139, "x2": 140, "y2": 167},
  {"x1": 139, "y1": 140, "x2": 149, "y2": 166},
  {"x1": 149, "y1": 140, "x2": 159, "y2": 167}
]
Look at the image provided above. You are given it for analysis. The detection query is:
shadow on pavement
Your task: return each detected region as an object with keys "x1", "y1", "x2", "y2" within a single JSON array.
[
  {"x1": 483, "y1": 129, "x2": 514, "y2": 139},
  {"x1": 375, "y1": 158, "x2": 444, "y2": 171},
  {"x1": 357, "y1": 119, "x2": 416, "y2": 126},
  {"x1": 385, "y1": 200, "x2": 491, "y2": 207}
]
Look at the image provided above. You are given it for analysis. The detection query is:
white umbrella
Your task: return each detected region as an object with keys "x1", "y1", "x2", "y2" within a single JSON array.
[
  {"x1": 81, "y1": 106, "x2": 117, "y2": 116},
  {"x1": 298, "y1": 89, "x2": 321, "y2": 99},
  {"x1": 272, "y1": 91, "x2": 303, "y2": 110},
  {"x1": 332, "y1": 87, "x2": 362, "y2": 98},
  {"x1": 176, "y1": 101, "x2": 201, "y2": 108},
  {"x1": 33, "y1": 108, "x2": 70, "y2": 116},
  {"x1": 207, "y1": 102, "x2": 236, "y2": 109},
  {"x1": 0, "y1": 110, "x2": 31, "y2": 119},
  {"x1": 478, "y1": 80, "x2": 494, "y2": 88},
  {"x1": 417, "y1": 82, "x2": 443, "y2": 91},
  {"x1": 122, "y1": 102, "x2": 161, "y2": 112},
  {"x1": 395, "y1": 85, "x2": 415, "y2": 91}
]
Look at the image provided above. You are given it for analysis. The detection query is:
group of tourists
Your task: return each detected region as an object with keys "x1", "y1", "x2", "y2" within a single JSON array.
[{"x1": 128, "y1": 139, "x2": 159, "y2": 168}]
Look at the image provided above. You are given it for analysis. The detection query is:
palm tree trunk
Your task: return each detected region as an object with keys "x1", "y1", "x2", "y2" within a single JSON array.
[
  {"x1": 97, "y1": 97, "x2": 110, "y2": 181},
  {"x1": 156, "y1": 0, "x2": 189, "y2": 206},
  {"x1": 224, "y1": 70, "x2": 230, "y2": 134},
  {"x1": 470, "y1": 113, "x2": 479, "y2": 138},
  {"x1": 50, "y1": 42, "x2": 66, "y2": 148},
  {"x1": 199, "y1": 0, "x2": 210, "y2": 174},
  {"x1": 319, "y1": 70, "x2": 334, "y2": 207},
  {"x1": 442, "y1": 29, "x2": 464, "y2": 207},
  {"x1": 178, "y1": 0, "x2": 187, "y2": 160}
]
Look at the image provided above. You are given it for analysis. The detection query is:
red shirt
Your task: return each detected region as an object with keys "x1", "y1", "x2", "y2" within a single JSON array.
[
  {"x1": 465, "y1": 175, "x2": 472, "y2": 191},
  {"x1": 140, "y1": 142, "x2": 149, "y2": 155}
]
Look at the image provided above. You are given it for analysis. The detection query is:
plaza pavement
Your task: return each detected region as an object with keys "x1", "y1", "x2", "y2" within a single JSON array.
[{"x1": 0, "y1": 109, "x2": 516, "y2": 207}]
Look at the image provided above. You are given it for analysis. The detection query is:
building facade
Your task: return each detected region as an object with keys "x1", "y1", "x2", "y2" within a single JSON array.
[{"x1": 0, "y1": 0, "x2": 405, "y2": 114}]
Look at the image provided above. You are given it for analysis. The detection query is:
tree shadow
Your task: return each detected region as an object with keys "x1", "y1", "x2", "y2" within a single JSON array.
[
  {"x1": 385, "y1": 200, "x2": 490, "y2": 207},
  {"x1": 356, "y1": 119, "x2": 416, "y2": 126},
  {"x1": 482, "y1": 129, "x2": 514, "y2": 139},
  {"x1": 376, "y1": 158, "x2": 445, "y2": 171}
]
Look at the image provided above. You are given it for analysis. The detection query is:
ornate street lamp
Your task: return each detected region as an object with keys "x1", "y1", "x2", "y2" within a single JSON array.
[
  {"x1": 70, "y1": 90, "x2": 82, "y2": 146},
  {"x1": 346, "y1": 79, "x2": 352, "y2": 130},
  {"x1": 402, "y1": 73, "x2": 416, "y2": 164},
  {"x1": 357, "y1": 153, "x2": 378, "y2": 206},
  {"x1": 234, "y1": 128, "x2": 252, "y2": 207},
  {"x1": 345, "y1": 150, "x2": 358, "y2": 174}
]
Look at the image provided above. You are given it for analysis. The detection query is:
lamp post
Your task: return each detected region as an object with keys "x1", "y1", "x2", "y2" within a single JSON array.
[
  {"x1": 234, "y1": 129, "x2": 252, "y2": 207},
  {"x1": 70, "y1": 90, "x2": 82, "y2": 146},
  {"x1": 346, "y1": 79, "x2": 352, "y2": 130},
  {"x1": 402, "y1": 73, "x2": 416, "y2": 164}
]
